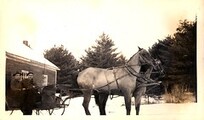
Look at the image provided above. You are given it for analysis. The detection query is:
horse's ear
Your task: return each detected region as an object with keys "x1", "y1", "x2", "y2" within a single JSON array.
[{"x1": 138, "y1": 46, "x2": 142, "y2": 51}]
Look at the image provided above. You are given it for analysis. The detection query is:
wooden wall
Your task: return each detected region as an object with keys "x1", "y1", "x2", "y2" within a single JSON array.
[{"x1": 6, "y1": 58, "x2": 57, "y2": 87}]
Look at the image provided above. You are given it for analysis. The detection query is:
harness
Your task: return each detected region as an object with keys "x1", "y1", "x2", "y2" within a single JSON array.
[
  {"x1": 104, "y1": 68, "x2": 121, "y2": 98},
  {"x1": 96, "y1": 69, "x2": 128, "y2": 91},
  {"x1": 125, "y1": 64, "x2": 161, "y2": 88},
  {"x1": 95, "y1": 63, "x2": 161, "y2": 99}
]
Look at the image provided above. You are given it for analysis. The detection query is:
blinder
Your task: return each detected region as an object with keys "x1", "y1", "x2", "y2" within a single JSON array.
[{"x1": 138, "y1": 52, "x2": 155, "y2": 68}]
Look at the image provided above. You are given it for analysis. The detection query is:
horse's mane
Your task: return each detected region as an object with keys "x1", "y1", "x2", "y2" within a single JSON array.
[{"x1": 127, "y1": 48, "x2": 143, "y2": 63}]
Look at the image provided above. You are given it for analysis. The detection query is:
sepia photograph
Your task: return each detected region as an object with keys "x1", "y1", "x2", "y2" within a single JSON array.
[{"x1": 0, "y1": 0, "x2": 203, "y2": 119}]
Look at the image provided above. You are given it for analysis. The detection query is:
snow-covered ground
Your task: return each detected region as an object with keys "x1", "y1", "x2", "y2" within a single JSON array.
[{"x1": 3, "y1": 96, "x2": 203, "y2": 120}]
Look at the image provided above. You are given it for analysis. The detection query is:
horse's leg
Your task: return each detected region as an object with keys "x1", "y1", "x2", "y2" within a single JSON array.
[
  {"x1": 134, "y1": 93, "x2": 142, "y2": 115},
  {"x1": 134, "y1": 87, "x2": 146, "y2": 115},
  {"x1": 135, "y1": 101, "x2": 141, "y2": 115},
  {"x1": 124, "y1": 92, "x2": 132, "y2": 115},
  {"x1": 134, "y1": 66, "x2": 152, "y2": 115},
  {"x1": 94, "y1": 93, "x2": 102, "y2": 114},
  {"x1": 98, "y1": 93, "x2": 109, "y2": 115},
  {"x1": 82, "y1": 90, "x2": 92, "y2": 115}
]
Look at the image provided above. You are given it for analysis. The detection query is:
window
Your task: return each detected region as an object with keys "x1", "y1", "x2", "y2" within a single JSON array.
[
  {"x1": 21, "y1": 70, "x2": 29, "y2": 79},
  {"x1": 42, "y1": 74, "x2": 48, "y2": 86}
]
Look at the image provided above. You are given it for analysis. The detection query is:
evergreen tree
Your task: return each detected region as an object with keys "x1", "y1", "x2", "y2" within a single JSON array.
[
  {"x1": 81, "y1": 33, "x2": 127, "y2": 69},
  {"x1": 170, "y1": 20, "x2": 196, "y2": 93},
  {"x1": 149, "y1": 20, "x2": 196, "y2": 100},
  {"x1": 149, "y1": 36, "x2": 174, "y2": 73},
  {"x1": 44, "y1": 45, "x2": 80, "y2": 85},
  {"x1": 149, "y1": 37, "x2": 174, "y2": 94}
]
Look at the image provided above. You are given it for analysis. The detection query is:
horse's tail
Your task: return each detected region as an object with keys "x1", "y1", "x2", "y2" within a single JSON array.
[
  {"x1": 71, "y1": 71, "x2": 80, "y2": 89},
  {"x1": 68, "y1": 71, "x2": 83, "y2": 96}
]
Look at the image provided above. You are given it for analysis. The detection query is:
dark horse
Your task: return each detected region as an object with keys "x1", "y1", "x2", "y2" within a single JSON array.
[
  {"x1": 77, "y1": 48, "x2": 156, "y2": 115},
  {"x1": 134, "y1": 59, "x2": 164, "y2": 115},
  {"x1": 93, "y1": 58, "x2": 164, "y2": 115}
]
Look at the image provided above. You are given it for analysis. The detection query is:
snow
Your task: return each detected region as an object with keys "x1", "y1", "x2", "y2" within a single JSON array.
[
  {"x1": 3, "y1": 96, "x2": 203, "y2": 120},
  {"x1": 4, "y1": 94, "x2": 204, "y2": 120},
  {"x1": 5, "y1": 42, "x2": 59, "y2": 70}
]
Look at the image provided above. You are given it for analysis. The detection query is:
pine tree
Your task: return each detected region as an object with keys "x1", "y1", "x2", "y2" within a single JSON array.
[
  {"x1": 149, "y1": 36, "x2": 174, "y2": 94},
  {"x1": 149, "y1": 20, "x2": 196, "y2": 101},
  {"x1": 81, "y1": 33, "x2": 127, "y2": 69},
  {"x1": 149, "y1": 36, "x2": 174, "y2": 72},
  {"x1": 171, "y1": 20, "x2": 196, "y2": 93},
  {"x1": 44, "y1": 45, "x2": 80, "y2": 85}
]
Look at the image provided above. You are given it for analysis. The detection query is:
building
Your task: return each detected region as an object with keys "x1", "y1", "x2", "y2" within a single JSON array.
[{"x1": 6, "y1": 41, "x2": 60, "y2": 87}]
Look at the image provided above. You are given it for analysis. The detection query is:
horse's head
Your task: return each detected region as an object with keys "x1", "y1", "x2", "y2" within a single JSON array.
[
  {"x1": 151, "y1": 59, "x2": 165, "y2": 80},
  {"x1": 138, "y1": 47, "x2": 155, "y2": 68}
]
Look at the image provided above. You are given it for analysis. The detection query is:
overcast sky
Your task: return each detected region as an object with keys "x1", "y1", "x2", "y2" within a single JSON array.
[{"x1": 1, "y1": 0, "x2": 199, "y2": 59}]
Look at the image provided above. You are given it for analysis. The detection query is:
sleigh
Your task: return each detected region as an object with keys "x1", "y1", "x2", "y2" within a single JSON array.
[{"x1": 6, "y1": 85, "x2": 71, "y2": 115}]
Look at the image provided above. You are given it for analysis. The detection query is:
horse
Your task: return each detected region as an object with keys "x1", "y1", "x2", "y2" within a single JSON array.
[
  {"x1": 134, "y1": 59, "x2": 165, "y2": 115},
  {"x1": 77, "y1": 47, "x2": 156, "y2": 115},
  {"x1": 94, "y1": 59, "x2": 164, "y2": 115}
]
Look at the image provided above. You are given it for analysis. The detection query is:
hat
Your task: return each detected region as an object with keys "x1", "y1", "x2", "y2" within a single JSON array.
[
  {"x1": 13, "y1": 71, "x2": 22, "y2": 76},
  {"x1": 27, "y1": 71, "x2": 34, "y2": 75}
]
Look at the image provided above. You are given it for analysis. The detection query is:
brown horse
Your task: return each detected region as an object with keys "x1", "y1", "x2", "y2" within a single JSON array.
[
  {"x1": 77, "y1": 48, "x2": 156, "y2": 115},
  {"x1": 94, "y1": 59, "x2": 164, "y2": 115}
]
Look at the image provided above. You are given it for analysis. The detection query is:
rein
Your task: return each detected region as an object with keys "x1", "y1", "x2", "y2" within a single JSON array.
[
  {"x1": 93, "y1": 63, "x2": 144, "y2": 91},
  {"x1": 125, "y1": 64, "x2": 155, "y2": 83},
  {"x1": 124, "y1": 64, "x2": 140, "y2": 77},
  {"x1": 57, "y1": 64, "x2": 141, "y2": 93},
  {"x1": 93, "y1": 63, "x2": 159, "y2": 99},
  {"x1": 93, "y1": 73, "x2": 129, "y2": 92},
  {"x1": 125, "y1": 62, "x2": 162, "y2": 90}
]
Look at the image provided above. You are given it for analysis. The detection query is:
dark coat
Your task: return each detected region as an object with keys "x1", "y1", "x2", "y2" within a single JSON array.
[
  {"x1": 7, "y1": 78, "x2": 41, "y2": 115},
  {"x1": 10, "y1": 79, "x2": 23, "y2": 91},
  {"x1": 22, "y1": 78, "x2": 36, "y2": 89},
  {"x1": 7, "y1": 79, "x2": 24, "y2": 109}
]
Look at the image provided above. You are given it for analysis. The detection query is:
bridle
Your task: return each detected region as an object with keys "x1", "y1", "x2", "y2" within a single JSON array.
[
  {"x1": 139, "y1": 53, "x2": 155, "y2": 67},
  {"x1": 125, "y1": 52, "x2": 155, "y2": 77}
]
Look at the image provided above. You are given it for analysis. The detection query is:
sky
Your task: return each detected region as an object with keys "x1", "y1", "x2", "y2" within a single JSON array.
[{"x1": 1, "y1": 0, "x2": 199, "y2": 60}]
